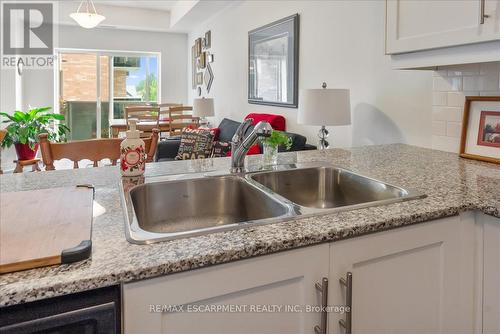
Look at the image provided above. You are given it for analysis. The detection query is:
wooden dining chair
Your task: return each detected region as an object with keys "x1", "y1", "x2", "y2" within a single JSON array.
[
  {"x1": 168, "y1": 106, "x2": 200, "y2": 137},
  {"x1": 158, "y1": 103, "x2": 182, "y2": 138},
  {"x1": 38, "y1": 129, "x2": 159, "y2": 171},
  {"x1": 158, "y1": 103, "x2": 183, "y2": 109},
  {"x1": 125, "y1": 105, "x2": 160, "y2": 136}
]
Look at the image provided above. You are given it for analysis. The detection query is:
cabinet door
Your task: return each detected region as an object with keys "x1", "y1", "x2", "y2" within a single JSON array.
[
  {"x1": 386, "y1": 0, "x2": 500, "y2": 54},
  {"x1": 329, "y1": 214, "x2": 475, "y2": 334},
  {"x1": 123, "y1": 244, "x2": 329, "y2": 334},
  {"x1": 481, "y1": 214, "x2": 500, "y2": 334}
]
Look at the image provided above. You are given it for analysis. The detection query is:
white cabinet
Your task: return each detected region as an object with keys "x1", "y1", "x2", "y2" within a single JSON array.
[
  {"x1": 123, "y1": 213, "x2": 485, "y2": 334},
  {"x1": 123, "y1": 244, "x2": 329, "y2": 334},
  {"x1": 478, "y1": 213, "x2": 500, "y2": 334},
  {"x1": 386, "y1": 0, "x2": 500, "y2": 54},
  {"x1": 329, "y1": 214, "x2": 476, "y2": 334}
]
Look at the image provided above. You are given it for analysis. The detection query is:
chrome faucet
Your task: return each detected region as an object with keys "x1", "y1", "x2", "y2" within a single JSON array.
[{"x1": 230, "y1": 119, "x2": 272, "y2": 173}]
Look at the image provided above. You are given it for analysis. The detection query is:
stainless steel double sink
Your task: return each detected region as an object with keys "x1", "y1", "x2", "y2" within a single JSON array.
[{"x1": 121, "y1": 163, "x2": 425, "y2": 244}]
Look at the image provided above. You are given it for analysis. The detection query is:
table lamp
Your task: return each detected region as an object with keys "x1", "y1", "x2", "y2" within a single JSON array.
[
  {"x1": 298, "y1": 83, "x2": 351, "y2": 149},
  {"x1": 193, "y1": 98, "x2": 215, "y2": 127}
]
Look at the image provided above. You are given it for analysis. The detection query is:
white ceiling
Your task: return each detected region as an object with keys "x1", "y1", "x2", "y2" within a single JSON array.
[{"x1": 93, "y1": 0, "x2": 179, "y2": 12}]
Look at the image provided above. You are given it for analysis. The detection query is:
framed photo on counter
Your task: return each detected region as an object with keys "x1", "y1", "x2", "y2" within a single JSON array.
[{"x1": 460, "y1": 96, "x2": 500, "y2": 164}]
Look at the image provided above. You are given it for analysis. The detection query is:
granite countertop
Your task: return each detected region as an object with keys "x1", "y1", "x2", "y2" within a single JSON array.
[{"x1": 1, "y1": 144, "x2": 499, "y2": 307}]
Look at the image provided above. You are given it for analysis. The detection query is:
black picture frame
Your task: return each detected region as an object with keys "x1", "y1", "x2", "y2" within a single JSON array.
[{"x1": 248, "y1": 14, "x2": 299, "y2": 108}]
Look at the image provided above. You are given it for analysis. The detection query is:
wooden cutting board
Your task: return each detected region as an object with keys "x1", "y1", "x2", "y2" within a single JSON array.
[{"x1": 0, "y1": 185, "x2": 94, "y2": 274}]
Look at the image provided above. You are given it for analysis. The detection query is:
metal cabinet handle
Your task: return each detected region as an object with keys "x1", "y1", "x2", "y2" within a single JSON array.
[
  {"x1": 339, "y1": 272, "x2": 352, "y2": 334},
  {"x1": 480, "y1": 0, "x2": 490, "y2": 24},
  {"x1": 314, "y1": 277, "x2": 328, "y2": 334}
]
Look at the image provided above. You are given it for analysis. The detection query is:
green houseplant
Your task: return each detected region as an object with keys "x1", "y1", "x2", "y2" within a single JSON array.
[
  {"x1": 260, "y1": 130, "x2": 292, "y2": 165},
  {"x1": 0, "y1": 107, "x2": 69, "y2": 160}
]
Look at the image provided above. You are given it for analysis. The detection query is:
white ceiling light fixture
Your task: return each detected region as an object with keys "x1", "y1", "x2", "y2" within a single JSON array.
[{"x1": 70, "y1": 0, "x2": 106, "y2": 29}]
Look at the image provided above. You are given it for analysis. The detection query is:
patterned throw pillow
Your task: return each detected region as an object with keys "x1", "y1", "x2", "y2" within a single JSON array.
[
  {"x1": 175, "y1": 128, "x2": 215, "y2": 160},
  {"x1": 211, "y1": 141, "x2": 231, "y2": 158}
]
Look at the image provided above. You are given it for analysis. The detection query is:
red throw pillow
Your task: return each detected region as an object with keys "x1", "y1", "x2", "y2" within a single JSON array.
[
  {"x1": 210, "y1": 127, "x2": 220, "y2": 141},
  {"x1": 245, "y1": 113, "x2": 286, "y2": 131},
  {"x1": 226, "y1": 144, "x2": 260, "y2": 157}
]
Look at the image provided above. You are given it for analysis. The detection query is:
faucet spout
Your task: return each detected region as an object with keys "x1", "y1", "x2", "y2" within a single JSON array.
[{"x1": 230, "y1": 120, "x2": 272, "y2": 173}]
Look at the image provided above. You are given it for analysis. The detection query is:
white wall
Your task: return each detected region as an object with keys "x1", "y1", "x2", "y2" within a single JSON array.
[
  {"x1": 187, "y1": 0, "x2": 433, "y2": 148},
  {"x1": 432, "y1": 62, "x2": 500, "y2": 152},
  {"x1": 0, "y1": 68, "x2": 18, "y2": 170},
  {"x1": 20, "y1": 25, "x2": 188, "y2": 110}
]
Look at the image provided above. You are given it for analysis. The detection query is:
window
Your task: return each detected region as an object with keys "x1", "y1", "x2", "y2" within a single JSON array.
[{"x1": 56, "y1": 50, "x2": 160, "y2": 140}]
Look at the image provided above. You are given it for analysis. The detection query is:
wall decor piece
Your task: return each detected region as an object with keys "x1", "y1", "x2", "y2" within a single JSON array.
[
  {"x1": 191, "y1": 46, "x2": 197, "y2": 89},
  {"x1": 204, "y1": 30, "x2": 211, "y2": 49},
  {"x1": 460, "y1": 96, "x2": 500, "y2": 164},
  {"x1": 207, "y1": 52, "x2": 214, "y2": 63},
  {"x1": 191, "y1": 32, "x2": 215, "y2": 94},
  {"x1": 195, "y1": 38, "x2": 202, "y2": 57},
  {"x1": 248, "y1": 14, "x2": 299, "y2": 108},
  {"x1": 200, "y1": 51, "x2": 207, "y2": 69},
  {"x1": 196, "y1": 72, "x2": 204, "y2": 85},
  {"x1": 204, "y1": 63, "x2": 214, "y2": 93}
]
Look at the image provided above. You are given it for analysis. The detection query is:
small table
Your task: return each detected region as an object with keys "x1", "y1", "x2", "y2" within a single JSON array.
[{"x1": 13, "y1": 159, "x2": 41, "y2": 173}]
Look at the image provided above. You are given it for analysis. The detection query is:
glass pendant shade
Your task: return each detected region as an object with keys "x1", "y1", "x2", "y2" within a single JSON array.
[{"x1": 70, "y1": 0, "x2": 105, "y2": 29}]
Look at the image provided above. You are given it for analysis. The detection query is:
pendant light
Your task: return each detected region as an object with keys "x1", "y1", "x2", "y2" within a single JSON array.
[{"x1": 70, "y1": 0, "x2": 105, "y2": 29}]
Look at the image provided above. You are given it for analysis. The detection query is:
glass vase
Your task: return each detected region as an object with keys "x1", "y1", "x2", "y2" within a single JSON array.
[{"x1": 263, "y1": 143, "x2": 278, "y2": 166}]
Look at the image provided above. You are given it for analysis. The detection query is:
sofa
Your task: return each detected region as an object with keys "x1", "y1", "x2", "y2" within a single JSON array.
[{"x1": 156, "y1": 115, "x2": 316, "y2": 162}]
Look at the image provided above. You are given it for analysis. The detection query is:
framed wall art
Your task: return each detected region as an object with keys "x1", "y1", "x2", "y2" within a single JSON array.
[
  {"x1": 195, "y1": 38, "x2": 202, "y2": 57},
  {"x1": 204, "y1": 30, "x2": 211, "y2": 49},
  {"x1": 248, "y1": 14, "x2": 299, "y2": 108},
  {"x1": 191, "y1": 45, "x2": 197, "y2": 89},
  {"x1": 196, "y1": 72, "x2": 204, "y2": 85},
  {"x1": 200, "y1": 51, "x2": 207, "y2": 69},
  {"x1": 459, "y1": 96, "x2": 500, "y2": 164}
]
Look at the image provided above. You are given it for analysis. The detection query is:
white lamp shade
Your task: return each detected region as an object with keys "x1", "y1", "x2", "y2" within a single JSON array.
[
  {"x1": 193, "y1": 98, "x2": 215, "y2": 117},
  {"x1": 298, "y1": 89, "x2": 351, "y2": 126},
  {"x1": 69, "y1": 12, "x2": 105, "y2": 29}
]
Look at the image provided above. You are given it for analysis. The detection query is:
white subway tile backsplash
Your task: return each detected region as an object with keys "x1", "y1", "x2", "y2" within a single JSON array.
[
  {"x1": 432, "y1": 106, "x2": 463, "y2": 122},
  {"x1": 482, "y1": 74, "x2": 499, "y2": 90},
  {"x1": 432, "y1": 135, "x2": 460, "y2": 153},
  {"x1": 432, "y1": 62, "x2": 500, "y2": 153},
  {"x1": 463, "y1": 74, "x2": 499, "y2": 91},
  {"x1": 447, "y1": 92, "x2": 465, "y2": 107},
  {"x1": 479, "y1": 91, "x2": 500, "y2": 96},
  {"x1": 446, "y1": 121, "x2": 462, "y2": 138},
  {"x1": 463, "y1": 76, "x2": 480, "y2": 91},
  {"x1": 433, "y1": 92, "x2": 447, "y2": 106},
  {"x1": 433, "y1": 76, "x2": 462, "y2": 91},
  {"x1": 432, "y1": 121, "x2": 446, "y2": 136},
  {"x1": 446, "y1": 64, "x2": 480, "y2": 76},
  {"x1": 480, "y1": 62, "x2": 500, "y2": 75}
]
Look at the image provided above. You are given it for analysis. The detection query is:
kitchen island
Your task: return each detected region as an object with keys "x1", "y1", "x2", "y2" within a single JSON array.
[{"x1": 1, "y1": 143, "x2": 499, "y2": 308}]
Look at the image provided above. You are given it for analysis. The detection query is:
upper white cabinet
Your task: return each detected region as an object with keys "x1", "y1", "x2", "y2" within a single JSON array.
[
  {"x1": 328, "y1": 214, "x2": 476, "y2": 334},
  {"x1": 386, "y1": 0, "x2": 500, "y2": 55}
]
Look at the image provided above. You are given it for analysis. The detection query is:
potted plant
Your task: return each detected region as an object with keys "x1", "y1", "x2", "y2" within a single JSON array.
[
  {"x1": 260, "y1": 130, "x2": 292, "y2": 165},
  {"x1": 0, "y1": 107, "x2": 69, "y2": 160}
]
